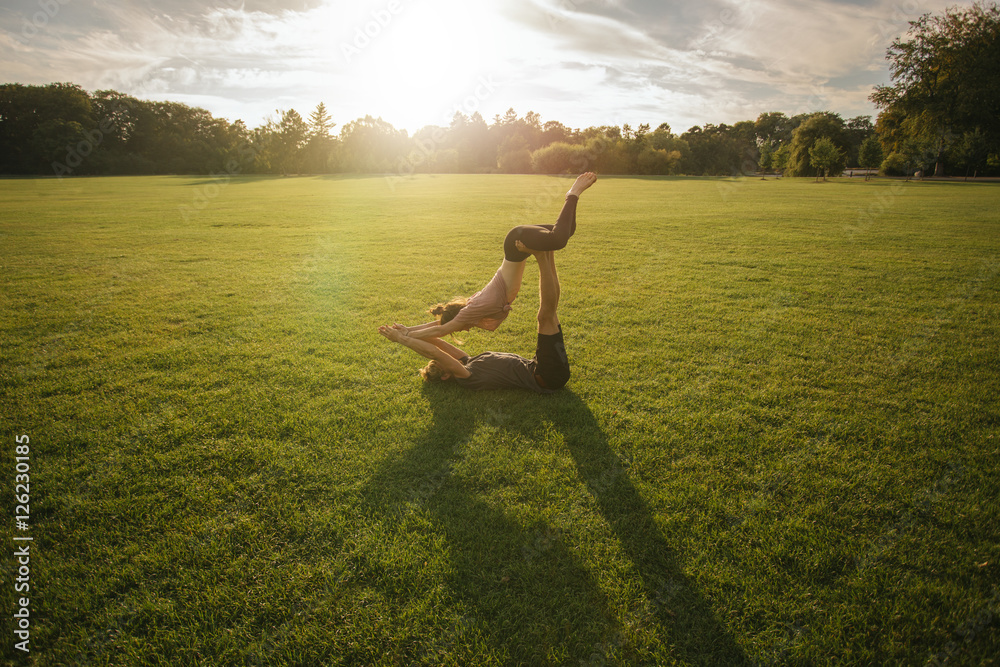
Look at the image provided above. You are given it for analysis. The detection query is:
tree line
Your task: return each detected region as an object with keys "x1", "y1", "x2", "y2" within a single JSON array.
[
  {"x1": 1, "y1": 3, "x2": 996, "y2": 179},
  {"x1": 0, "y1": 85, "x2": 890, "y2": 179}
]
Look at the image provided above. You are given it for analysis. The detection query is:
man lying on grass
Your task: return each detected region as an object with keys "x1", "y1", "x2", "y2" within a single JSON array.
[{"x1": 378, "y1": 249, "x2": 570, "y2": 393}]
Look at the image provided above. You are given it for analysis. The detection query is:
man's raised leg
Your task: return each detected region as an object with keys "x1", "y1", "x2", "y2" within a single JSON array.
[
  {"x1": 531, "y1": 249, "x2": 571, "y2": 389},
  {"x1": 535, "y1": 250, "x2": 560, "y2": 336}
]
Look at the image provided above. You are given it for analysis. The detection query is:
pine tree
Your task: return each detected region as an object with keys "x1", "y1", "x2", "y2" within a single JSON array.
[{"x1": 309, "y1": 102, "x2": 335, "y2": 138}]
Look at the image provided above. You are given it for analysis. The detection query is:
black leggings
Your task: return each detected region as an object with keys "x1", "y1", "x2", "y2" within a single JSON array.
[
  {"x1": 503, "y1": 195, "x2": 578, "y2": 262},
  {"x1": 533, "y1": 326, "x2": 570, "y2": 390}
]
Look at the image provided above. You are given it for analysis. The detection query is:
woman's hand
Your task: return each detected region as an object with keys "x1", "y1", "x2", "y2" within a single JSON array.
[
  {"x1": 391, "y1": 323, "x2": 410, "y2": 335},
  {"x1": 378, "y1": 325, "x2": 406, "y2": 343}
]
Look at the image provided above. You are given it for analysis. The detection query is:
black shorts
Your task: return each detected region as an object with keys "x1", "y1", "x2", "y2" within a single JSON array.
[
  {"x1": 503, "y1": 194, "x2": 578, "y2": 262},
  {"x1": 533, "y1": 326, "x2": 570, "y2": 390},
  {"x1": 504, "y1": 224, "x2": 554, "y2": 262}
]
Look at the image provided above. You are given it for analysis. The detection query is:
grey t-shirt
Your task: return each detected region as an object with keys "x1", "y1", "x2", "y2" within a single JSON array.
[{"x1": 454, "y1": 352, "x2": 552, "y2": 393}]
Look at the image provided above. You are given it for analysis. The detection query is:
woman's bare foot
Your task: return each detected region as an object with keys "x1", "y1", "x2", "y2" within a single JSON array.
[{"x1": 568, "y1": 172, "x2": 597, "y2": 198}]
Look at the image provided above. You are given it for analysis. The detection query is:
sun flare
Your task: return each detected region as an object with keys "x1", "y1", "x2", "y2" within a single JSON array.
[{"x1": 336, "y1": 0, "x2": 503, "y2": 130}]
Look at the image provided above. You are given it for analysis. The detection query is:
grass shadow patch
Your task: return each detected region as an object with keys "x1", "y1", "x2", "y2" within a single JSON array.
[{"x1": 357, "y1": 383, "x2": 750, "y2": 664}]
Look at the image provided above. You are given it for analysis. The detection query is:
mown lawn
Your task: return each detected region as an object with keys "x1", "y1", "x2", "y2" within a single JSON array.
[{"x1": 2, "y1": 174, "x2": 999, "y2": 665}]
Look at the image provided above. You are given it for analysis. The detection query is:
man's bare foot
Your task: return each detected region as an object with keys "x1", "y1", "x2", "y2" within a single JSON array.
[{"x1": 568, "y1": 172, "x2": 597, "y2": 198}]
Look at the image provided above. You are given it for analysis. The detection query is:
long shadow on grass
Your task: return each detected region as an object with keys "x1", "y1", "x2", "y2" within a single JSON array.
[
  {"x1": 359, "y1": 384, "x2": 748, "y2": 664},
  {"x1": 358, "y1": 383, "x2": 614, "y2": 663},
  {"x1": 552, "y1": 390, "x2": 749, "y2": 665}
]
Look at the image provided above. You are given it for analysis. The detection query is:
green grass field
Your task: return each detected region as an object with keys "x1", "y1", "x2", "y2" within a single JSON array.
[{"x1": 2, "y1": 174, "x2": 999, "y2": 665}]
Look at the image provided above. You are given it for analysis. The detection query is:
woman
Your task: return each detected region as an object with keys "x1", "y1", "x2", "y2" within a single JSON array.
[{"x1": 400, "y1": 172, "x2": 597, "y2": 339}]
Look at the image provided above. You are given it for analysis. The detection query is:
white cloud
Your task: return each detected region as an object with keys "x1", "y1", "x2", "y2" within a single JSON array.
[{"x1": 0, "y1": 0, "x2": 983, "y2": 132}]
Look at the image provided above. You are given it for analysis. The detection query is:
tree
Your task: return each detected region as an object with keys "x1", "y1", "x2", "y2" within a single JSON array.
[
  {"x1": 226, "y1": 119, "x2": 255, "y2": 174},
  {"x1": 123, "y1": 100, "x2": 229, "y2": 174},
  {"x1": 497, "y1": 134, "x2": 532, "y2": 173},
  {"x1": 531, "y1": 142, "x2": 588, "y2": 174},
  {"x1": 338, "y1": 115, "x2": 408, "y2": 172},
  {"x1": 755, "y1": 112, "x2": 793, "y2": 147},
  {"x1": 577, "y1": 128, "x2": 629, "y2": 174},
  {"x1": 754, "y1": 112, "x2": 794, "y2": 174},
  {"x1": 952, "y1": 128, "x2": 991, "y2": 179},
  {"x1": 858, "y1": 136, "x2": 884, "y2": 180},
  {"x1": 308, "y1": 102, "x2": 335, "y2": 138},
  {"x1": 490, "y1": 108, "x2": 542, "y2": 156},
  {"x1": 881, "y1": 136, "x2": 935, "y2": 178},
  {"x1": 772, "y1": 144, "x2": 791, "y2": 173},
  {"x1": 647, "y1": 124, "x2": 689, "y2": 171},
  {"x1": 809, "y1": 138, "x2": 844, "y2": 181},
  {"x1": 304, "y1": 103, "x2": 336, "y2": 172},
  {"x1": 680, "y1": 124, "x2": 742, "y2": 175},
  {"x1": 647, "y1": 124, "x2": 672, "y2": 150},
  {"x1": 845, "y1": 116, "x2": 876, "y2": 166},
  {"x1": 91, "y1": 90, "x2": 139, "y2": 150},
  {"x1": 273, "y1": 109, "x2": 308, "y2": 174},
  {"x1": 541, "y1": 120, "x2": 573, "y2": 146},
  {"x1": 0, "y1": 82, "x2": 93, "y2": 174},
  {"x1": 249, "y1": 116, "x2": 279, "y2": 173},
  {"x1": 451, "y1": 111, "x2": 493, "y2": 173},
  {"x1": 871, "y1": 2, "x2": 1000, "y2": 176},
  {"x1": 636, "y1": 148, "x2": 681, "y2": 175},
  {"x1": 621, "y1": 122, "x2": 651, "y2": 172},
  {"x1": 785, "y1": 113, "x2": 849, "y2": 177},
  {"x1": 731, "y1": 120, "x2": 759, "y2": 174},
  {"x1": 758, "y1": 144, "x2": 773, "y2": 172}
]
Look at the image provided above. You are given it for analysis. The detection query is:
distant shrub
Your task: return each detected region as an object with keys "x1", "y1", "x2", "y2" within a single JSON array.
[
  {"x1": 880, "y1": 152, "x2": 910, "y2": 176},
  {"x1": 637, "y1": 148, "x2": 681, "y2": 175},
  {"x1": 531, "y1": 142, "x2": 576, "y2": 174}
]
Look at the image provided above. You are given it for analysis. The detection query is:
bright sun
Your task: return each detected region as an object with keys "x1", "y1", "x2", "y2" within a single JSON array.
[{"x1": 338, "y1": 0, "x2": 503, "y2": 130}]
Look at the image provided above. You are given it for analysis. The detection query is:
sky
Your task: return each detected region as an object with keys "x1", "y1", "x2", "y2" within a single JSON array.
[{"x1": 0, "y1": 0, "x2": 975, "y2": 134}]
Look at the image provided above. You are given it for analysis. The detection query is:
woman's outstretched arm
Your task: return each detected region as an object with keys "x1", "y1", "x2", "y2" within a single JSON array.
[
  {"x1": 402, "y1": 318, "x2": 465, "y2": 339},
  {"x1": 396, "y1": 321, "x2": 441, "y2": 335},
  {"x1": 378, "y1": 326, "x2": 470, "y2": 377}
]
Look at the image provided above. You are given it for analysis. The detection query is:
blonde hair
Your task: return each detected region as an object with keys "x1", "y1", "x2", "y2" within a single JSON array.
[
  {"x1": 420, "y1": 360, "x2": 449, "y2": 382},
  {"x1": 429, "y1": 297, "x2": 467, "y2": 325},
  {"x1": 429, "y1": 297, "x2": 468, "y2": 343}
]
